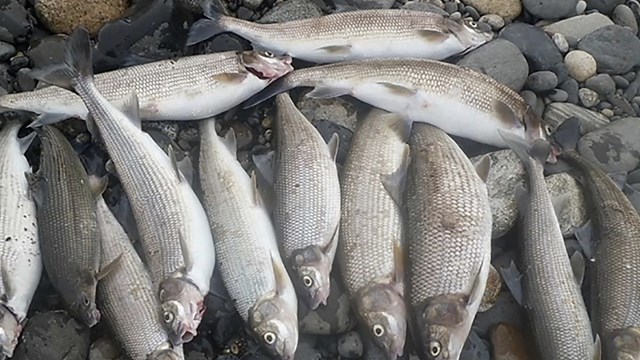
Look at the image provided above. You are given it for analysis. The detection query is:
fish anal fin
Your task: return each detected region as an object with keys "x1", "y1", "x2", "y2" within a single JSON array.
[
  {"x1": 570, "y1": 250, "x2": 586, "y2": 287},
  {"x1": 327, "y1": 133, "x2": 340, "y2": 162},
  {"x1": 115, "y1": 91, "x2": 141, "y2": 129},
  {"x1": 1, "y1": 266, "x2": 13, "y2": 300},
  {"x1": 467, "y1": 255, "x2": 487, "y2": 309},
  {"x1": 593, "y1": 334, "x2": 601, "y2": 360},
  {"x1": 514, "y1": 183, "x2": 529, "y2": 215},
  {"x1": 88, "y1": 175, "x2": 108, "y2": 198},
  {"x1": 214, "y1": 72, "x2": 248, "y2": 84},
  {"x1": 250, "y1": 170, "x2": 263, "y2": 207},
  {"x1": 222, "y1": 128, "x2": 237, "y2": 158},
  {"x1": 393, "y1": 242, "x2": 405, "y2": 296},
  {"x1": 500, "y1": 260, "x2": 524, "y2": 306},
  {"x1": 474, "y1": 154, "x2": 491, "y2": 183},
  {"x1": 381, "y1": 144, "x2": 410, "y2": 207},
  {"x1": 18, "y1": 132, "x2": 36, "y2": 154},
  {"x1": 96, "y1": 253, "x2": 124, "y2": 281},
  {"x1": 306, "y1": 86, "x2": 350, "y2": 99},
  {"x1": 177, "y1": 231, "x2": 194, "y2": 273}
]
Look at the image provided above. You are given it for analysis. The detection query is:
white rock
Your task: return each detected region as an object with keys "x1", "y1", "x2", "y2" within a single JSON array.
[
  {"x1": 579, "y1": 87, "x2": 600, "y2": 107},
  {"x1": 553, "y1": 32, "x2": 569, "y2": 53},
  {"x1": 576, "y1": 0, "x2": 587, "y2": 14},
  {"x1": 565, "y1": 50, "x2": 597, "y2": 82}
]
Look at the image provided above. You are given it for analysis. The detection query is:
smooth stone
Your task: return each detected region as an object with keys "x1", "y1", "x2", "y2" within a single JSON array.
[
  {"x1": 585, "y1": 74, "x2": 616, "y2": 95},
  {"x1": 243, "y1": 0, "x2": 264, "y2": 10},
  {"x1": 464, "y1": 5, "x2": 481, "y2": 20},
  {"x1": 612, "y1": 4, "x2": 638, "y2": 33},
  {"x1": 625, "y1": 82, "x2": 639, "y2": 99},
  {"x1": 338, "y1": 331, "x2": 364, "y2": 358},
  {"x1": 578, "y1": 117, "x2": 640, "y2": 172},
  {"x1": 298, "y1": 278, "x2": 355, "y2": 335},
  {"x1": 401, "y1": 1, "x2": 449, "y2": 15},
  {"x1": 258, "y1": 0, "x2": 322, "y2": 23},
  {"x1": 542, "y1": 13, "x2": 614, "y2": 41},
  {"x1": 0, "y1": 0, "x2": 32, "y2": 42},
  {"x1": 0, "y1": 41, "x2": 15, "y2": 62},
  {"x1": 560, "y1": 78, "x2": 580, "y2": 103},
  {"x1": 479, "y1": 14, "x2": 505, "y2": 30},
  {"x1": 460, "y1": 330, "x2": 491, "y2": 360},
  {"x1": 458, "y1": 38, "x2": 529, "y2": 92},
  {"x1": 491, "y1": 323, "x2": 535, "y2": 360},
  {"x1": 520, "y1": 90, "x2": 538, "y2": 109},
  {"x1": 578, "y1": 25, "x2": 640, "y2": 74},
  {"x1": 585, "y1": 0, "x2": 624, "y2": 13},
  {"x1": 522, "y1": 0, "x2": 577, "y2": 19},
  {"x1": 500, "y1": 23, "x2": 563, "y2": 72},
  {"x1": 548, "y1": 88, "x2": 569, "y2": 102},
  {"x1": 602, "y1": 108, "x2": 615, "y2": 117},
  {"x1": 577, "y1": 0, "x2": 588, "y2": 13},
  {"x1": 608, "y1": 93, "x2": 637, "y2": 116},
  {"x1": 579, "y1": 87, "x2": 600, "y2": 107},
  {"x1": 543, "y1": 102, "x2": 610, "y2": 133},
  {"x1": 565, "y1": 50, "x2": 597, "y2": 82},
  {"x1": 294, "y1": 336, "x2": 322, "y2": 360},
  {"x1": 526, "y1": 71, "x2": 558, "y2": 92},
  {"x1": 461, "y1": 0, "x2": 522, "y2": 21},
  {"x1": 26, "y1": 35, "x2": 66, "y2": 71},
  {"x1": 347, "y1": 0, "x2": 395, "y2": 8},
  {"x1": 34, "y1": 0, "x2": 130, "y2": 36},
  {"x1": 16, "y1": 67, "x2": 35, "y2": 92},
  {"x1": 628, "y1": 168, "x2": 640, "y2": 184},
  {"x1": 89, "y1": 337, "x2": 121, "y2": 360},
  {"x1": 612, "y1": 75, "x2": 629, "y2": 88},
  {"x1": 552, "y1": 33, "x2": 569, "y2": 53},
  {"x1": 545, "y1": 173, "x2": 588, "y2": 236},
  {"x1": 473, "y1": 288, "x2": 527, "y2": 337}
]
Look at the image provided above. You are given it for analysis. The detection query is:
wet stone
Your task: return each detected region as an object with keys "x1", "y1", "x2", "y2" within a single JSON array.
[{"x1": 337, "y1": 331, "x2": 363, "y2": 358}]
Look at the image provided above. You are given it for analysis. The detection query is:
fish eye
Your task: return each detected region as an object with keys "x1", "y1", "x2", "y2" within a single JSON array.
[
  {"x1": 428, "y1": 340, "x2": 442, "y2": 357},
  {"x1": 262, "y1": 51, "x2": 274, "y2": 58},
  {"x1": 82, "y1": 295, "x2": 90, "y2": 306},
  {"x1": 163, "y1": 311, "x2": 174, "y2": 323},
  {"x1": 302, "y1": 275, "x2": 313, "y2": 287},
  {"x1": 263, "y1": 331, "x2": 276, "y2": 345},
  {"x1": 544, "y1": 124, "x2": 553, "y2": 135},
  {"x1": 372, "y1": 324, "x2": 385, "y2": 337},
  {"x1": 466, "y1": 19, "x2": 478, "y2": 28}
]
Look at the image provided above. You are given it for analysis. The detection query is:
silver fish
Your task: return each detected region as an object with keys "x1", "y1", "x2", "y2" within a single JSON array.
[
  {"x1": 268, "y1": 93, "x2": 341, "y2": 310},
  {"x1": 0, "y1": 49, "x2": 292, "y2": 126},
  {"x1": 36, "y1": 28, "x2": 216, "y2": 346},
  {"x1": 199, "y1": 118, "x2": 298, "y2": 360},
  {"x1": 405, "y1": 123, "x2": 492, "y2": 360},
  {"x1": 187, "y1": 8, "x2": 493, "y2": 63},
  {"x1": 241, "y1": 58, "x2": 557, "y2": 162},
  {"x1": 95, "y1": 194, "x2": 185, "y2": 360},
  {"x1": 500, "y1": 132, "x2": 600, "y2": 359},
  {"x1": 338, "y1": 109, "x2": 409, "y2": 359},
  {"x1": 0, "y1": 121, "x2": 40, "y2": 358}
]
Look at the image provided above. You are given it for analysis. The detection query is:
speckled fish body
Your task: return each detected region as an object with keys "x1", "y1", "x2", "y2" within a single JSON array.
[
  {"x1": 199, "y1": 118, "x2": 298, "y2": 360},
  {"x1": 96, "y1": 197, "x2": 185, "y2": 360},
  {"x1": 405, "y1": 123, "x2": 492, "y2": 360},
  {"x1": 28, "y1": 125, "x2": 101, "y2": 328},
  {"x1": 242, "y1": 58, "x2": 555, "y2": 162},
  {"x1": 0, "y1": 50, "x2": 293, "y2": 126},
  {"x1": 338, "y1": 109, "x2": 409, "y2": 359},
  {"x1": 187, "y1": 9, "x2": 494, "y2": 63},
  {"x1": 0, "y1": 121, "x2": 41, "y2": 358},
  {"x1": 272, "y1": 93, "x2": 341, "y2": 310}
]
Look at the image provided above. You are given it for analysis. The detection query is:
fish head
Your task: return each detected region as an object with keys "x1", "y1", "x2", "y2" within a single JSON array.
[
  {"x1": 453, "y1": 18, "x2": 495, "y2": 52},
  {"x1": 289, "y1": 245, "x2": 332, "y2": 309},
  {"x1": 159, "y1": 278, "x2": 205, "y2": 346},
  {"x1": 608, "y1": 327, "x2": 640, "y2": 360},
  {"x1": 249, "y1": 294, "x2": 299, "y2": 360},
  {"x1": 0, "y1": 305, "x2": 20, "y2": 357},
  {"x1": 67, "y1": 274, "x2": 100, "y2": 327},
  {"x1": 522, "y1": 107, "x2": 558, "y2": 163},
  {"x1": 356, "y1": 282, "x2": 407, "y2": 359},
  {"x1": 240, "y1": 50, "x2": 293, "y2": 82}
]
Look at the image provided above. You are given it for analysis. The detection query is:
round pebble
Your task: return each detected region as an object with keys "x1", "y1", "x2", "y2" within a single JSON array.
[
  {"x1": 337, "y1": 331, "x2": 363, "y2": 359},
  {"x1": 560, "y1": 78, "x2": 580, "y2": 103},
  {"x1": 552, "y1": 33, "x2": 569, "y2": 53},
  {"x1": 564, "y1": 50, "x2": 597, "y2": 82},
  {"x1": 479, "y1": 14, "x2": 505, "y2": 30},
  {"x1": 548, "y1": 88, "x2": 569, "y2": 102},
  {"x1": 613, "y1": 75, "x2": 630, "y2": 88},
  {"x1": 463, "y1": 0, "x2": 522, "y2": 21},
  {"x1": 579, "y1": 87, "x2": 600, "y2": 107},
  {"x1": 526, "y1": 71, "x2": 558, "y2": 92},
  {"x1": 520, "y1": 90, "x2": 538, "y2": 108},
  {"x1": 612, "y1": 4, "x2": 638, "y2": 34},
  {"x1": 0, "y1": 41, "x2": 15, "y2": 62},
  {"x1": 585, "y1": 74, "x2": 616, "y2": 96},
  {"x1": 576, "y1": 0, "x2": 587, "y2": 14}
]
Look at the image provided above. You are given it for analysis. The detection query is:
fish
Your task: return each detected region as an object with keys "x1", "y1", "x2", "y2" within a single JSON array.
[
  {"x1": 499, "y1": 130, "x2": 600, "y2": 359},
  {"x1": 186, "y1": 8, "x2": 494, "y2": 64},
  {"x1": 95, "y1": 192, "x2": 185, "y2": 360},
  {"x1": 0, "y1": 48, "x2": 293, "y2": 126},
  {"x1": 198, "y1": 118, "x2": 298, "y2": 360},
  {"x1": 0, "y1": 121, "x2": 41, "y2": 358},
  {"x1": 337, "y1": 108, "x2": 409, "y2": 359},
  {"x1": 26, "y1": 125, "x2": 102, "y2": 328},
  {"x1": 35, "y1": 28, "x2": 217, "y2": 346},
  {"x1": 404, "y1": 122, "x2": 492, "y2": 360},
  {"x1": 554, "y1": 117, "x2": 640, "y2": 360},
  {"x1": 266, "y1": 92, "x2": 341, "y2": 310},
  {"x1": 241, "y1": 58, "x2": 557, "y2": 163}
]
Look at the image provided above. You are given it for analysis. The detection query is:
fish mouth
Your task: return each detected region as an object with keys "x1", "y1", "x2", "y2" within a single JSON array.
[{"x1": 178, "y1": 322, "x2": 197, "y2": 344}]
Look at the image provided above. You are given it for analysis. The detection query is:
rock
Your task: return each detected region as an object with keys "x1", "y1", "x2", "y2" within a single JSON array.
[
  {"x1": 526, "y1": 71, "x2": 558, "y2": 92},
  {"x1": 522, "y1": 0, "x2": 577, "y2": 19},
  {"x1": 16, "y1": 67, "x2": 35, "y2": 92},
  {"x1": 602, "y1": 108, "x2": 615, "y2": 117},
  {"x1": 338, "y1": 331, "x2": 363, "y2": 358},
  {"x1": 479, "y1": 14, "x2": 505, "y2": 30},
  {"x1": 460, "y1": 330, "x2": 491, "y2": 360},
  {"x1": 578, "y1": 117, "x2": 640, "y2": 172},
  {"x1": 543, "y1": 102, "x2": 610, "y2": 133},
  {"x1": 298, "y1": 278, "x2": 355, "y2": 335},
  {"x1": 576, "y1": 0, "x2": 588, "y2": 13},
  {"x1": 612, "y1": 4, "x2": 638, "y2": 33},
  {"x1": 629, "y1": 168, "x2": 640, "y2": 184},
  {"x1": 34, "y1": 0, "x2": 130, "y2": 36},
  {"x1": 552, "y1": 33, "x2": 569, "y2": 53},
  {"x1": 479, "y1": 264, "x2": 502, "y2": 312},
  {"x1": 294, "y1": 336, "x2": 322, "y2": 360},
  {"x1": 579, "y1": 87, "x2": 600, "y2": 107},
  {"x1": 401, "y1": 1, "x2": 449, "y2": 15},
  {"x1": 542, "y1": 13, "x2": 614, "y2": 42},
  {"x1": 26, "y1": 35, "x2": 66, "y2": 70},
  {"x1": 457, "y1": 39, "x2": 529, "y2": 92},
  {"x1": 545, "y1": 173, "x2": 588, "y2": 236},
  {"x1": 548, "y1": 89, "x2": 569, "y2": 102},
  {"x1": 560, "y1": 78, "x2": 580, "y2": 103},
  {"x1": 464, "y1": 5, "x2": 481, "y2": 20},
  {"x1": 89, "y1": 337, "x2": 122, "y2": 360},
  {"x1": 0, "y1": 41, "x2": 15, "y2": 62},
  {"x1": 564, "y1": 50, "x2": 597, "y2": 82},
  {"x1": 258, "y1": 0, "x2": 322, "y2": 23},
  {"x1": 500, "y1": 23, "x2": 563, "y2": 73},
  {"x1": 461, "y1": 0, "x2": 522, "y2": 21},
  {"x1": 585, "y1": 74, "x2": 616, "y2": 96},
  {"x1": 473, "y1": 289, "x2": 526, "y2": 337},
  {"x1": 613, "y1": 75, "x2": 629, "y2": 88},
  {"x1": 13, "y1": 310, "x2": 91, "y2": 360},
  {"x1": 607, "y1": 93, "x2": 636, "y2": 116},
  {"x1": 578, "y1": 25, "x2": 640, "y2": 74},
  {"x1": 491, "y1": 323, "x2": 535, "y2": 360},
  {"x1": 348, "y1": 0, "x2": 395, "y2": 8},
  {"x1": 584, "y1": 0, "x2": 624, "y2": 14},
  {"x1": 0, "y1": 0, "x2": 32, "y2": 42}
]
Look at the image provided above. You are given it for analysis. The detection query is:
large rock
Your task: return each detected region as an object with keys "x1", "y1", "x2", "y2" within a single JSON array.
[
  {"x1": 542, "y1": 13, "x2": 614, "y2": 42},
  {"x1": 584, "y1": 0, "x2": 624, "y2": 14},
  {"x1": 462, "y1": 0, "x2": 522, "y2": 21},
  {"x1": 522, "y1": 0, "x2": 577, "y2": 19},
  {"x1": 564, "y1": 50, "x2": 597, "y2": 82},
  {"x1": 0, "y1": 0, "x2": 32, "y2": 42},
  {"x1": 34, "y1": 0, "x2": 130, "y2": 36},
  {"x1": 578, "y1": 25, "x2": 640, "y2": 74},
  {"x1": 258, "y1": 0, "x2": 322, "y2": 23},
  {"x1": 543, "y1": 102, "x2": 610, "y2": 133},
  {"x1": 500, "y1": 23, "x2": 563, "y2": 73},
  {"x1": 578, "y1": 117, "x2": 640, "y2": 173}
]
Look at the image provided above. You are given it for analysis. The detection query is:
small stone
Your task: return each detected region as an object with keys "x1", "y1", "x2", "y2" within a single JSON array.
[
  {"x1": 612, "y1": 4, "x2": 638, "y2": 33},
  {"x1": 34, "y1": 0, "x2": 130, "y2": 36},
  {"x1": 579, "y1": 87, "x2": 600, "y2": 107},
  {"x1": 461, "y1": 0, "x2": 522, "y2": 21},
  {"x1": 479, "y1": 14, "x2": 505, "y2": 30},
  {"x1": 401, "y1": 1, "x2": 449, "y2": 15},
  {"x1": 460, "y1": 330, "x2": 491, "y2": 360},
  {"x1": 608, "y1": 93, "x2": 636, "y2": 116},
  {"x1": 338, "y1": 331, "x2": 363, "y2": 358},
  {"x1": 522, "y1": 0, "x2": 577, "y2": 19},
  {"x1": 243, "y1": 0, "x2": 263, "y2": 10},
  {"x1": 520, "y1": 90, "x2": 538, "y2": 109},
  {"x1": 576, "y1": 0, "x2": 587, "y2": 13},
  {"x1": 473, "y1": 288, "x2": 527, "y2": 336},
  {"x1": 479, "y1": 264, "x2": 502, "y2": 312},
  {"x1": 464, "y1": 6, "x2": 481, "y2": 20},
  {"x1": 491, "y1": 323, "x2": 534, "y2": 360},
  {"x1": 602, "y1": 108, "x2": 615, "y2": 117},
  {"x1": 89, "y1": 337, "x2": 121, "y2": 360},
  {"x1": 585, "y1": 74, "x2": 616, "y2": 96},
  {"x1": 552, "y1": 33, "x2": 569, "y2": 53},
  {"x1": 578, "y1": 117, "x2": 640, "y2": 172},
  {"x1": 625, "y1": 82, "x2": 640, "y2": 99},
  {"x1": 526, "y1": 71, "x2": 558, "y2": 92},
  {"x1": 458, "y1": 39, "x2": 529, "y2": 92},
  {"x1": 613, "y1": 75, "x2": 630, "y2": 88},
  {"x1": 0, "y1": 0, "x2": 32, "y2": 42},
  {"x1": 564, "y1": 50, "x2": 597, "y2": 82},
  {"x1": 294, "y1": 336, "x2": 322, "y2": 360},
  {"x1": 258, "y1": 0, "x2": 322, "y2": 23},
  {"x1": 542, "y1": 13, "x2": 614, "y2": 41},
  {"x1": 500, "y1": 23, "x2": 563, "y2": 73},
  {"x1": 543, "y1": 102, "x2": 610, "y2": 133},
  {"x1": 560, "y1": 78, "x2": 580, "y2": 103},
  {"x1": 25, "y1": 35, "x2": 66, "y2": 70},
  {"x1": 0, "y1": 41, "x2": 15, "y2": 62},
  {"x1": 548, "y1": 88, "x2": 569, "y2": 102},
  {"x1": 16, "y1": 68, "x2": 35, "y2": 92},
  {"x1": 9, "y1": 54, "x2": 29, "y2": 71},
  {"x1": 585, "y1": 0, "x2": 624, "y2": 14},
  {"x1": 578, "y1": 25, "x2": 640, "y2": 74},
  {"x1": 444, "y1": 1, "x2": 459, "y2": 13}
]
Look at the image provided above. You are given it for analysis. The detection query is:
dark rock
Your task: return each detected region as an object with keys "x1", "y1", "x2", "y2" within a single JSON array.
[
  {"x1": 607, "y1": 93, "x2": 637, "y2": 116},
  {"x1": 184, "y1": 336, "x2": 215, "y2": 360},
  {"x1": 444, "y1": 1, "x2": 458, "y2": 13},
  {"x1": 402, "y1": 1, "x2": 449, "y2": 15},
  {"x1": 257, "y1": 0, "x2": 322, "y2": 23},
  {"x1": 578, "y1": 25, "x2": 640, "y2": 74},
  {"x1": 16, "y1": 67, "x2": 35, "y2": 92},
  {"x1": 624, "y1": 82, "x2": 640, "y2": 100},
  {"x1": 458, "y1": 39, "x2": 529, "y2": 92},
  {"x1": 613, "y1": 75, "x2": 630, "y2": 88},
  {"x1": 298, "y1": 278, "x2": 355, "y2": 335},
  {"x1": 0, "y1": 26, "x2": 12, "y2": 43},
  {"x1": 89, "y1": 337, "x2": 122, "y2": 360},
  {"x1": 500, "y1": 23, "x2": 563, "y2": 73},
  {"x1": 542, "y1": 12, "x2": 614, "y2": 42},
  {"x1": 560, "y1": 78, "x2": 580, "y2": 104},
  {"x1": 464, "y1": 5, "x2": 480, "y2": 20},
  {"x1": 26, "y1": 35, "x2": 66, "y2": 70},
  {"x1": 522, "y1": 0, "x2": 577, "y2": 19},
  {"x1": 526, "y1": 71, "x2": 558, "y2": 92},
  {"x1": 548, "y1": 88, "x2": 569, "y2": 102},
  {"x1": 543, "y1": 102, "x2": 610, "y2": 133},
  {"x1": 0, "y1": 63, "x2": 13, "y2": 92},
  {"x1": 294, "y1": 335, "x2": 322, "y2": 360},
  {"x1": 612, "y1": 4, "x2": 638, "y2": 33},
  {"x1": 578, "y1": 117, "x2": 640, "y2": 172},
  {"x1": 460, "y1": 330, "x2": 491, "y2": 360},
  {"x1": 585, "y1": 74, "x2": 616, "y2": 96},
  {"x1": 584, "y1": 0, "x2": 624, "y2": 14},
  {"x1": 337, "y1": 331, "x2": 363, "y2": 358},
  {"x1": 9, "y1": 53, "x2": 29, "y2": 71},
  {"x1": 342, "y1": 0, "x2": 395, "y2": 9},
  {"x1": 0, "y1": 40, "x2": 15, "y2": 62},
  {"x1": 0, "y1": 0, "x2": 32, "y2": 42}
]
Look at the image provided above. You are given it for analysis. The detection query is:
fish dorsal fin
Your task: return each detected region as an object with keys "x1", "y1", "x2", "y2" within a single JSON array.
[
  {"x1": 270, "y1": 252, "x2": 288, "y2": 297},
  {"x1": 551, "y1": 193, "x2": 571, "y2": 219},
  {"x1": 115, "y1": 91, "x2": 141, "y2": 129},
  {"x1": 381, "y1": 144, "x2": 410, "y2": 207},
  {"x1": 327, "y1": 133, "x2": 340, "y2": 162},
  {"x1": 500, "y1": 260, "x2": 524, "y2": 306},
  {"x1": 222, "y1": 128, "x2": 237, "y2": 158},
  {"x1": 393, "y1": 241, "x2": 405, "y2": 297},
  {"x1": 252, "y1": 150, "x2": 275, "y2": 185},
  {"x1": 575, "y1": 220, "x2": 595, "y2": 261},
  {"x1": 19, "y1": 132, "x2": 36, "y2": 154},
  {"x1": 96, "y1": 253, "x2": 124, "y2": 281},
  {"x1": 86, "y1": 113, "x2": 99, "y2": 139},
  {"x1": 593, "y1": 334, "x2": 602, "y2": 360},
  {"x1": 250, "y1": 170, "x2": 263, "y2": 207},
  {"x1": 25, "y1": 172, "x2": 46, "y2": 208},
  {"x1": 168, "y1": 144, "x2": 185, "y2": 183},
  {"x1": 570, "y1": 250, "x2": 586, "y2": 287},
  {"x1": 474, "y1": 154, "x2": 491, "y2": 183},
  {"x1": 177, "y1": 231, "x2": 194, "y2": 273}
]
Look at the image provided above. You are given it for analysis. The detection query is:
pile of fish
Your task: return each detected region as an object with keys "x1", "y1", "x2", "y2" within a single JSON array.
[{"x1": 0, "y1": 6, "x2": 637, "y2": 360}]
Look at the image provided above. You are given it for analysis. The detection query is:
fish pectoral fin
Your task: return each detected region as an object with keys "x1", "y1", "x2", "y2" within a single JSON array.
[
  {"x1": 570, "y1": 250, "x2": 586, "y2": 287},
  {"x1": 306, "y1": 86, "x2": 350, "y2": 99},
  {"x1": 96, "y1": 253, "x2": 124, "y2": 281},
  {"x1": 593, "y1": 334, "x2": 602, "y2": 360},
  {"x1": 25, "y1": 171, "x2": 46, "y2": 208},
  {"x1": 177, "y1": 231, "x2": 194, "y2": 273},
  {"x1": 393, "y1": 241, "x2": 405, "y2": 293},
  {"x1": 270, "y1": 252, "x2": 289, "y2": 297},
  {"x1": 607, "y1": 171, "x2": 628, "y2": 190},
  {"x1": 467, "y1": 256, "x2": 488, "y2": 309},
  {"x1": 105, "y1": 159, "x2": 118, "y2": 177},
  {"x1": 27, "y1": 112, "x2": 72, "y2": 128},
  {"x1": 252, "y1": 150, "x2": 275, "y2": 185},
  {"x1": 88, "y1": 175, "x2": 108, "y2": 199},
  {"x1": 381, "y1": 144, "x2": 410, "y2": 207},
  {"x1": 575, "y1": 220, "x2": 595, "y2": 261},
  {"x1": 551, "y1": 193, "x2": 571, "y2": 219},
  {"x1": 178, "y1": 155, "x2": 194, "y2": 187},
  {"x1": 474, "y1": 154, "x2": 491, "y2": 183},
  {"x1": 213, "y1": 72, "x2": 249, "y2": 84},
  {"x1": 492, "y1": 99, "x2": 520, "y2": 127},
  {"x1": 500, "y1": 260, "x2": 524, "y2": 306},
  {"x1": 376, "y1": 81, "x2": 417, "y2": 97},
  {"x1": 168, "y1": 144, "x2": 187, "y2": 183},
  {"x1": 18, "y1": 131, "x2": 36, "y2": 154},
  {"x1": 250, "y1": 170, "x2": 265, "y2": 208},
  {"x1": 85, "y1": 113, "x2": 100, "y2": 139},
  {"x1": 113, "y1": 91, "x2": 142, "y2": 129},
  {"x1": 315, "y1": 45, "x2": 353, "y2": 55},
  {"x1": 327, "y1": 133, "x2": 340, "y2": 162},
  {"x1": 416, "y1": 29, "x2": 450, "y2": 43},
  {"x1": 222, "y1": 127, "x2": 238, "y2": 158},
  {"x1": 0, "y1": 267, "x2": 14, "y2": 300}
]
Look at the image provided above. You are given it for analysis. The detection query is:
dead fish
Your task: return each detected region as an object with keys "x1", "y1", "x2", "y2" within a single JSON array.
[
  {"x1": 405, "y1": 123, "x2": 492, "y2": 360},
  {"x1": 36, "y1": 28, "x2": 216, "y2": 346},
  {"x1": 337, "y1": 108, "x2": 409, "y2": 359},
  {"x1": 0, "y1": 121, "x2": 40, "y2": 358},
  {"x1": 26, "y1": 125, "x2": 103, "y2": 328},
  {"x1": 499, "y1": 131, "x2": 600, "y2": 359},
  {"x1": 0, "y1": 47, "x2": 293, "y2": 126},
  {"x1": 199, "y1": 118, "x2": 298, "y2": 360},
  {"x1": 187, "y1": 8, "x2": 494, "y2": 63},
  {"x1": 241, "y1": 58, "x2": 557, "y2": 163},
  {"x1": 95, "y1": 193, "x2": 184, "y2": 360}
]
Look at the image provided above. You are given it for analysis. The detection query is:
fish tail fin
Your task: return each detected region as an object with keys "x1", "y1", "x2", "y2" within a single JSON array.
[
  {"x1": 499, "y1": 129, "x2": 550, "y2": 165},
  {"x1": 186, "y1": 0, "x2": 227, "y2": 46},
  {"x1": 553, "y1": 117, "x2": 582, "y2": 152},
  {"x1": 31, "y1": 27, "x2": 94, "y2": 91}
]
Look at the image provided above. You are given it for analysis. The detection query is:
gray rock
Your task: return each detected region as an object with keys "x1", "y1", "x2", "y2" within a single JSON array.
[
  {"x1": 473, "y1": 289, "x2": 526, "y2": 337},
  {"x1": 579, "y1": 87, "x2": 600, "y2": 107},
  {"x1": 612, "y1": 4, "x2": 638, "y2": 33},
  {"x1": 460, "y1": 330, "x2": 491, "y2": 360},
  {"x1": 520, "y1": 90, "x2": 538, "y2": 109},
  {"x1": 613, "y1": 75, "x2": 630, "y2": 88},
  {"x1": 560, "y1": 78, "x2": 580, "y2": 103},
  {"x1": 544, "y1": 102, "x2": 610, "y2": 133},
  {"x1": 401, "y1": 1, "x2": 449, "y2": 15},
  {"x1": 526, "y1": 71, "x2": 558, "y2": 92},
  {"x1": 607, "y1": 93, "x2": 637, "y2": 116},
  {"x1": 338, "y1": 331, "x2": 364, "y2": 358},
  {"x1": 347, "y1": 0, "x2": 395, "y2": 8},
  {"x1": 577, "y1": 0, "x2": 588, "y2": 13},
  {"x1": 89, "y1": 337, "x2": 121, "y2": 360},
  {"x1": 258, "y1": 0, "x2": 322, "y2": 23},
  {"x1": 585, "y1": 74, "x2": 616, "y2": 96},
  {"x1": 578, "y1": 25, "x2": 640, "y2": 74},
  {"x1": 457, "y1": 39, "x2": 529, "y2": 92},
  {"x1": 0, "y1": 0, "x2": 32, "y2": 42},
  {"x1": 565, "y1": 50, "x2": 597, "y2": 82},
  {"x1": 500, "y1": 23, "x2": 563, "y2": 73},
  {"x1": 542, "y1": 12, "x2": 614, "y2": 41},
  {"x1": 578, "y1": 117, "x2": 640, "y2": 172},
  {"x1": 461, "y1": 0, "x2": 522, "y2": 21},
  {"x1": 545, "y1": 173, "x2": 588, "y2": 236},
  {"x1": 479, "y1": 14, "x2": 505, "y2": 30},
  {"x1": 625, "y1": 82, "x2": 640, "y2": 100},
  {"x1": 294, "y1": 336, "x2": 322, "y2": 360},
  {"x1": 548, "y1": 88, "x2": 569, "y2": 102},
  {"x1": 298, "y1": 277, "x2": 355, "y2": 335},
  {"x1": 629, "y1": 168, "x2": 640, "y2": 184},
  {"x1": 25, "y1": 34, "x2": 66, "y2": 70},
  {"x1": 522, "y1": 0, "x2": 577, "y2": 19},
  {"x1": 552, "y1": 32, "x2": 569, "y2": 53},
  {"x1": 464, "y1": 5, "x2": 481, "y2": 20},
  {"x1": 0, "y1": 41, "x2": 15, "y2": 62},
  {"x1": 243, "y1": 0, "x2": 263, "y2": 10},
  {"x1": 584, "y1": 0, "x2": 624, "y2": 13}
]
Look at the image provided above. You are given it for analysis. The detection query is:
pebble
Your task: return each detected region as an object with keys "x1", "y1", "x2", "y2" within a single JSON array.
[
  {"x1": 26, "y1": 35, "x2": 66, "y2": 70},
  {"x1": 258, "y1": 0, "x2": 322, "y2": 23},
  {"x1": 602, "y1": 108, "x2": 615, "y2": 117},
  {"x1": 585, "y1": 0, "x2": 625, "y2": 13},
  {"x1": 473, "y1": 287, "x2": 526, "y2": 336},
  {"x1": 9, "y1": 54, "x2": 29, "y2": 71},
  {"x1": 578, "y1": 117, "x2": 640, "y2": 172},
  {"x1": 500, "y1": 23, "x2": 563, "y2": 73},
  {"x1": 458, "y1": 39, "x2": 529, "y2": 92},
  {"x1": 564, "y1": 50, "x2": 597, "y2": 82},
  {"x1": 578, "y1": 25, "x2": 640, "y2": 74},
  {"x1": 460, "y1": 330, "x2": 491, "y2": 360},
  {"x1": 0, "y1": 41, "x2": 15, "y2": 62},
  {"x1": 576, "y1": 0, "x2": 588, "y2": 13},
  {"x1": 89, "y1": 337, "x2": 121, "y2": 360},
  {"x1": 338, "y1": 331, "x2": 363, "y2": 358},
  {"x1": 560, "y1": 78, "x2": 580, "y2": 103},
  {"x1": 612, "y1": 4, "x2": 638, "y2": 33},
  {"x1": 542, "y1": 12, "x2": 614, "y2": 42},
  {"x1": 544, "y1": 102, "x2": 610, "y2": 133},
  {"x1": 613, "y1": 75, "x2": 630, "y2": 88},
  {"x1": 625, "y1": 82, "x2": 640, "y2": 99},
  {"x1": 522, "y1": 0, "x2": 577, "y2": 19},
  {"x1": 298, "y1": 278, "x2": 355, "y2": 335},
  {"x1": 348, "y1": 0, "x2": 395, "y2": 8},
  {"x1": 479, "y1": 14, "x2": 505, "y2": 30},
  {"x1": 243, "y1": 0, "x2": 264, "y2": 10},
  {"x1": 464, "y1": 6, "x2": 481, "y2": 20},
  {"x1": 34, "y1": 0, "x2": 130, "y2": 36},
  {"x1": 461, "y1": 0, "x2": 522, "y2": 21},
  {"x1": 294, "y1": 336, "x2": 322, "y2": 360},
  {"x1": 16, "y1": 68, "x2": 35, "y2": 92},
  {"x1": 490, "y1": 323, "x2": 534, "y2": 360},
  {"x1": 526, "y1": 71, "x2": 558, "y2": 92},
  {"x1": 585, "y1": 74, "x2": 616, "y2": 96},
  {"x1": 579, "y1": 87, "x2": 600, "y2": 107},
  {"x1": 401, "y1": 1, "x2": 449, "y2": 15},
  {"x1": 607, "y1": 93, "x2": 636, "y2": 116},
  {"x1": 548, "y1": 88, "x2": 569, "y2": 102},
  {"x1": 552, "y1": 33, "x2": 569, "y2": 53},
  {"x1": 0, "y1": 0, "x2": 32, "y2": 42},
  {"x1": 520, "y1": 90, "x2": 538, "y2": 109}
]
